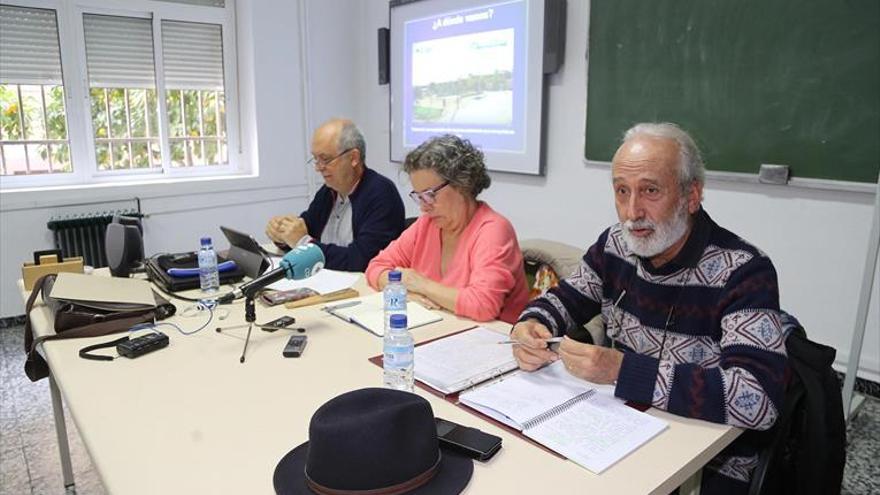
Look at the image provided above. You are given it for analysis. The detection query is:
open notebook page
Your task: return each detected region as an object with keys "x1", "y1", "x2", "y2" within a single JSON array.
[
  {"x1": 459, "y1": 361, "x2": 605, "y2": 428},
  {"x1": 459, "y1": 360, "x2": 665, "y2": 473},
  {"x1": 413, "y1": 326, "x2": 518, "y2": 395},
  {"x1": 524, "y1": 392, "x2": 668, "y2": 473},
  {"x1": 329, "y1": 293, "x2": 442, "y2": 336}
]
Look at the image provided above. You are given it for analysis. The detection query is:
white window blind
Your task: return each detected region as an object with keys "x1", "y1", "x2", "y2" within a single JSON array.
[
  {"x1": 83, "y1": 14, "x2": 156, "y2": 89},
  {"x1": 161, "y1": 20, "x2": 224, "y2": 90},
  {"x1": 0, "y1": 5, "x2": 63, "y2": 85}
]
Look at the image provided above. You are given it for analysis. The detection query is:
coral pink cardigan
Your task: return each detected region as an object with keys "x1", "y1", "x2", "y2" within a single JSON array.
[{"x1": 366, "y1": 203, "x2": 529, "y2": 324}]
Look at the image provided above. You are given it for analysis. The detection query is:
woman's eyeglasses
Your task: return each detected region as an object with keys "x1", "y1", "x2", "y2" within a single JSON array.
[{"x1": 409, "y1": 181, "x2": 449, "y2": 205}]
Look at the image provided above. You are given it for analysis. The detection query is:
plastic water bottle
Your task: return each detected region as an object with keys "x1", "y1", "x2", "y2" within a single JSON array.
[
  {"x1": 383, "y1": 314, "x2": 414, "y2": 391},
  {"x1": 198, "y1": 236, "x2": 220, "y2": 294},
  {"x1": 383, "y1": 270, "x2": 407, "y2": 334}
]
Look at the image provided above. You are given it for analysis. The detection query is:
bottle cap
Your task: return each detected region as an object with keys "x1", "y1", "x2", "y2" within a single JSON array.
[
  {"x1": 389, "y1": 314, "x2": 407, "y2": 328},
  {"x1": 388, "y1": 270, "x2": 402, "y2": 282},
  {"x1": 201, "y1": 237, "x2": 212, "y2": 247}
]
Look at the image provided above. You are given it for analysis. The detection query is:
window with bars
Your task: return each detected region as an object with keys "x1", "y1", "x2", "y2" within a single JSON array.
[
  {"x1": 162, "y1": 20, "x2": 227, "y2": 167},
  {"x1": 0, "y1": 0, "x2": 236, "y2": 186},
  {"x1": 83, "y1": 14, "x2": 162, "y2": 171},
  {"x1": 0, "y1": 5, "x2": 71, "y2": 176}
]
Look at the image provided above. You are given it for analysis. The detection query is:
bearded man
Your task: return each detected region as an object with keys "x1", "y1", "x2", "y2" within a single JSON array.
[{"x1": 511, "y1": 123, "x2": 787, "y2": 494}]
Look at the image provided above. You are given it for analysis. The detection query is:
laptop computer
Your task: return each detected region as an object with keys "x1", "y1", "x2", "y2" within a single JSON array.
[{"x1": 219, "y1": 226, "x2": 270, "y2": 279}]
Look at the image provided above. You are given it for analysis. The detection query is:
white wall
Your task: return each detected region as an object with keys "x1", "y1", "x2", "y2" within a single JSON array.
[
  {"x1": 0, "y1": 0, "x2": 312, "y2": 316},
  {"x1": 306, "y1": 0, "x2": 880, "y2": 381}
]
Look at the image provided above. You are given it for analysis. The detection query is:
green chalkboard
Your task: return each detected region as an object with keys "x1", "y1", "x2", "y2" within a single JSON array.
[{"x1": 585, "y1": 0, "x2": 880, "y2": 183}]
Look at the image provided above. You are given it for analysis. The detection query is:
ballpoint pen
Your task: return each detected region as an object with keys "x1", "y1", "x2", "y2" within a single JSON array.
[
  {"x1": 497, "y1": 336, "x2": 564, "y2": 346},
  {"x1": 322, "y1": 300, "x2": 361, "y2": 312}
]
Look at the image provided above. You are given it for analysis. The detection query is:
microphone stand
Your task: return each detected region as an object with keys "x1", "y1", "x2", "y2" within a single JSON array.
[
  {"x1": 213, "y1": 244, "x2": 323, "y2": 363},
  {"x1": 215, "y1": 296, "x2": 258, "y2": 363},
  {"x1": 215, "y1": 287, "x2": 302, "y2": 364}
]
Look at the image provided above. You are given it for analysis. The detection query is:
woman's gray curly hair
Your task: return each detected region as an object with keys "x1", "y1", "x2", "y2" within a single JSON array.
[{"x1": 403, "y1": 134, "x2": 491, "y2": 199}]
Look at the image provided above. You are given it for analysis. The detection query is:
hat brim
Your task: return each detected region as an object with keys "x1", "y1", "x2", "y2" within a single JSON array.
[{"x1": 273, "y1": 441, "x2": 474, "y2": 495}]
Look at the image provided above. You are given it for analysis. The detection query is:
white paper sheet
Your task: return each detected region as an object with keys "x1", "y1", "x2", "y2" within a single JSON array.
[
  {"x1": 459, "y1": 361, "x2": 665, "y2": 473},
  {"x1": 414, "y1": 326, "x2": 519, "y2": 395},
  {"x1": 266, "y1": 262, "x2": 359, "y2": 294}
]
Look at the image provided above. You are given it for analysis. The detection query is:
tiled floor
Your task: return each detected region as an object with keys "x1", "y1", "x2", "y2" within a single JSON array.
[
  {"x1": 1, "y1": 327, "x2": 104, "y2": 495},
  {"x1": 1, "y1": 324, "x2": 878, "y2": 494}
]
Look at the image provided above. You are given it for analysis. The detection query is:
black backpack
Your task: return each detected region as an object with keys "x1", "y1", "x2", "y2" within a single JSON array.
[{"x1": 750, "y1": 318, "x2": 846, "y2": 495}]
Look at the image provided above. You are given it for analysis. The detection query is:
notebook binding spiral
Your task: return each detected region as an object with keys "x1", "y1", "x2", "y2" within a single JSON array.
[
  {"x1": 521, "y1": 389, "x2": 597, "y2": 430},
  {"x1": 460, "y1": 363, "x2": 518, "y2": 394}
]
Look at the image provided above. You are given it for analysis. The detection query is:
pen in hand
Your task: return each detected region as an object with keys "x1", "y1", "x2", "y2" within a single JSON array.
[{"x1": 497, "y1": 336, "x2": 563, "y2": 351}]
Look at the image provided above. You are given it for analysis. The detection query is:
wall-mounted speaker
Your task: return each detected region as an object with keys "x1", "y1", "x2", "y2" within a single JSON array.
[
  {"x1": 543, "y1": 0, "x2": 567, "y2": 74},
  {"x1": 378, "y1": 27, "x2": 390, "y2": 85}
]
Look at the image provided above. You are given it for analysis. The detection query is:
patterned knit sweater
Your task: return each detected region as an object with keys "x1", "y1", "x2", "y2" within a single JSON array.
[{"x1": 519, "y1": 209, "x2": 787, "y2": 486}]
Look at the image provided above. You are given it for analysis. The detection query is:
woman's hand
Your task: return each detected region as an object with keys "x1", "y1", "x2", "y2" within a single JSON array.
[
  {"x1": 396, "y1": 267, "x2": 430, "y2": 294},
  {"x1": 384, "y1": 267, "x2": 458, "y2": 315},
  {"x1": 409, "y1": 292, "x2": 440, "y2": 310}
]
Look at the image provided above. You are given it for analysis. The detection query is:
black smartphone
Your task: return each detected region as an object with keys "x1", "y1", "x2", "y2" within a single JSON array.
[
  {"x1": 282, "y1": 335, "x2": 308, "y2": 358},
  {"x1": 261, "y1": 315, "x2": 296, "y2": 332},
  {"x1": 435, "y1": 417, "x2": 502, "y2": 462}
]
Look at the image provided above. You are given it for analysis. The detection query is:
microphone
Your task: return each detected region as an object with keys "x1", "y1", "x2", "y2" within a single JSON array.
[{"x1": 217, "y1": 243, "x2": 324, "y2": 303}]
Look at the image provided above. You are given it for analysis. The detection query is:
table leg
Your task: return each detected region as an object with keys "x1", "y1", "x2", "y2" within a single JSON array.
[
  {"x1": 679, "y1": 468, "x2": 702, "y2": 495},
  {"x1": 49, "y1": 373, "x2": 75, "y2": 489}
]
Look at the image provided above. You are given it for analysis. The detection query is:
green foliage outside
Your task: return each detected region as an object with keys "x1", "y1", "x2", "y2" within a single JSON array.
[
  {"x1": 89, "y1": 87, "x2": 159, "y2": 170},
  {"x1": 165, "y1": 89, "x2": 226, "y2": 167},
  {"x1": 1, "y1": 83, "x2": 228, "y2": 174},
  {"x1": 0, "y1": 84, "x2": 71, "y2": 173}
]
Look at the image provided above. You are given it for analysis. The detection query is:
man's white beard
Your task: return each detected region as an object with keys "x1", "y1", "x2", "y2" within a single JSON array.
[{"x1": 621, "y1": 200, "x2": 690, "y2": 258}]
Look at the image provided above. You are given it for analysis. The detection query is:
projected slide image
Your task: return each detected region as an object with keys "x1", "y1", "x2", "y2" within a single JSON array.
[{"x1": 411, "y1": 28, "x2": 514, "y2": 126}]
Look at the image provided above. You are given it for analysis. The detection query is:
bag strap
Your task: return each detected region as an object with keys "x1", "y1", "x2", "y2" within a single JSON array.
[
  {"x1": 28, "y1": 311, "x2": 156, "y2": 356},
  {"x1": 23, "y1": 273, "x2": 169, "y2": 382},
  {"x1": 24, "y1": 274, "x2": 55, "y2": 355},
  {"x1": 25, "y1": 272, "x2": 157, "y2": 357}
]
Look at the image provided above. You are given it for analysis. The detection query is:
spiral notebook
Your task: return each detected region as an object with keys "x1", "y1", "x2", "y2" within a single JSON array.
[
  {"x1": 458, "y1": 361, "x2": 668, "y2": 474},
  {"x1": 413, "y1": 326, "x2": 519, "y2": 395}
]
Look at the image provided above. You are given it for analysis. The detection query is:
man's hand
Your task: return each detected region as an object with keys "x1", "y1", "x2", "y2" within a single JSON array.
[
  {"x1": 267, "y1": 216, "x2": 309, "y2": 248},
  {"x1": 266, "y1": 215, "x2": 298, "y2": 244},
  {"x1": 557, "y1": 337, "x2": 623, "y2": 384},
  {"x1": 510, "y1": 319, "x2": 559, "y2": 371},
  {"x1": 277, "y1": 217, "x2": 309, "y2": 247}
]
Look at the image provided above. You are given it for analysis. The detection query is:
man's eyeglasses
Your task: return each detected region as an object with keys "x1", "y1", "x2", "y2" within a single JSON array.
[
  {"x1": 307, "y1": 148, "x2": 354, "y2": 168},
  {"x1": 409, "y1": 181, "x2": 449, "y2": 205}
]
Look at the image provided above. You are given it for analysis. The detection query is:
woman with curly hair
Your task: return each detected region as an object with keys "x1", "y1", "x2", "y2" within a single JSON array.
[{"x1": 366, "y1": 134, "x2": 529, "y2": 323}]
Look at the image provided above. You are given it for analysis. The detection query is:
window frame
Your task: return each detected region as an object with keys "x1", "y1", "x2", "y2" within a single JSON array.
[{"x1": 0, "y1": 0, "x2": 241, "y2": 190}]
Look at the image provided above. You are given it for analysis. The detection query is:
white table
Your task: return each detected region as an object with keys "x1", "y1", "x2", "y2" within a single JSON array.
[{"x1": 21, "y1": 275, "x2": 739, "y2": 494}]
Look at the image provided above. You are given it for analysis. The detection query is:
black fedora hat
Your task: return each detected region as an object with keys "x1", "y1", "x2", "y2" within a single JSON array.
[{"x1": 273, "y1": 388, "x2": 473, "y2": 494}]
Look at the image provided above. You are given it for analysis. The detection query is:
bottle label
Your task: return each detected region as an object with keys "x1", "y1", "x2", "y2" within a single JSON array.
[
  {"x1": 385, "y1": 295, "x2": 405, "y2": 309},
  {"x1": 384, "y1": 347, "x2": 413, "y2": 368}
]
